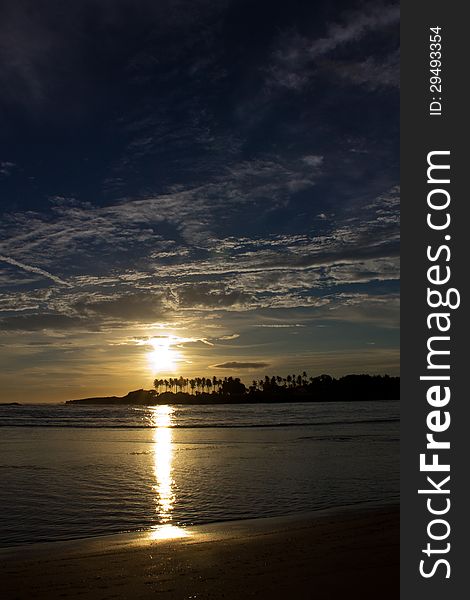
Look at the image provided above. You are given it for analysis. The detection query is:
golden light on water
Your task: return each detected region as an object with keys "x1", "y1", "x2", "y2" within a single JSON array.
[
  {"x1": 148, "y1": 405, "x2": 189, "y2": 541},
  {"x1": 151, "y1": 405, "x2": 174, "y2": 522},
  {"x1": 148, "y1": 523, "x2": 189, "y2": 540}
]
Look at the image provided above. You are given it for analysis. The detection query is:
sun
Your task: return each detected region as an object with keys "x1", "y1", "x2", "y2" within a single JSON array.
[{"x1": 147, "y1": 337, "x2": 182, "y2": 374}]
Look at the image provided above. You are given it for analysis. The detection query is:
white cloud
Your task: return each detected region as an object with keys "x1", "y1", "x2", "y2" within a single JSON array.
[
  {"x1": 302, "y1": 155, "x2": 323, "y2": 167},
  {"x1": 0, "y1": 161, "x2": 16, "y2": 176}
]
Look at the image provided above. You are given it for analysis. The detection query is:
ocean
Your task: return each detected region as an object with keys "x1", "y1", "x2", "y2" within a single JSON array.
[{"x1": 0, "y1": 401, "x2": 399, "y2": 547}]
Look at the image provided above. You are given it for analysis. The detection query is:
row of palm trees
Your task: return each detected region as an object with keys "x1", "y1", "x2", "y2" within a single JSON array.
[
  {"x1": 154, "y1": 376, "x2": 224, "y2": 395},
  {"x1": 153, "y1": 372, "x2": 327, "y2": 395}
]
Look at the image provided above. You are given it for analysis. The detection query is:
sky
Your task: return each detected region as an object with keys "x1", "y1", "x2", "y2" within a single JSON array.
[{"x1": 0, "y1": 0, "x2": 399, "y2": 402}]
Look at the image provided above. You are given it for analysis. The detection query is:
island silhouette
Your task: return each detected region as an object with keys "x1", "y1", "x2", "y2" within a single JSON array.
[{"x1": 66, "y1": 373, "x2": 399, "y2": 405}]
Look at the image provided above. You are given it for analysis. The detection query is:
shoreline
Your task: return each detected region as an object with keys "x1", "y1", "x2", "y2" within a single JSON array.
[
  {"x1": 0, "y1": 498, "x2": 397, "y2": 554},
  {"x1": 0, "y1": 502, "x2": 399, "y2": 599},
  {"x1": 0, "y1": 498, "x2": 398, "y2": 554}
]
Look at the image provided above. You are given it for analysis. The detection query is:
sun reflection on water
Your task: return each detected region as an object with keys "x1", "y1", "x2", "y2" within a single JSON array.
[
  {"x1": 148, "y1": 405, "x2": 188, "y2": 540},
  {"x1": 148, "y1": 523, "x2": 188, "y2": 540}
]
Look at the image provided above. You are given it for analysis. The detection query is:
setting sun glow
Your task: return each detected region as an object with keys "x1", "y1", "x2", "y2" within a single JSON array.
[{"x1": 147, "y1": 337, "x2": 182, "y2": 374}]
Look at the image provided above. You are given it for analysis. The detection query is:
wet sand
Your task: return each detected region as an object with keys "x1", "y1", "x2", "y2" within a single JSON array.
[{"x1": 0, "y1": 504, "x2": 399, "y2": 599}]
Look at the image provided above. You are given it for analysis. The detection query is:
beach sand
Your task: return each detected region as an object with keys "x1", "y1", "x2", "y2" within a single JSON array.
[{"x1": 0, "y1": 504, "x2": 399, "y2": 599}]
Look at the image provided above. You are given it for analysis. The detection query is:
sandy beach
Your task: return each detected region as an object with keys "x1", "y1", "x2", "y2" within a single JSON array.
[{"x1": 0, "y1": 504, "x2": 398, "y2": 600}]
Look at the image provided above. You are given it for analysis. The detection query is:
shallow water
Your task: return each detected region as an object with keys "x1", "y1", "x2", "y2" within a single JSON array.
[{"x1": 0, "y1": 401, "x2": 399, "y2": 547}]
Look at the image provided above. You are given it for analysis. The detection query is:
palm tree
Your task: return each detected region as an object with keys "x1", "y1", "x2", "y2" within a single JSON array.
[{"x1": 178, "y1": 376, "x2": 185, "y2": 393}]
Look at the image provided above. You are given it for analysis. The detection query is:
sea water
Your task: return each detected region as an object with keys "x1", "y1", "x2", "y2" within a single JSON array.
[{"x1": 0, "y1": 401, "x2": 399, "y2": 547}]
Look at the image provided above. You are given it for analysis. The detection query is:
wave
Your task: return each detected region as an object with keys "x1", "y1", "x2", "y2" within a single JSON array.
[{"x1": 0, "y1": 417, "x2": 399, "y2": 429}]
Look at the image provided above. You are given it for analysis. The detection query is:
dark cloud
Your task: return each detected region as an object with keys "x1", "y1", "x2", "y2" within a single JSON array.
[
  {"x1": 74, "y1": 293, "x2": 167, "y2": 321},
  {"x1": 212, "y1": 362, "x2": 270, "y2": 370},
  {"x1": 0, "y1": 313, "x2": 86, "y2": 331}
]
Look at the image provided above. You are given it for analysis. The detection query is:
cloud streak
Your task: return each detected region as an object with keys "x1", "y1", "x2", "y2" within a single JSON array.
[
  {"x1": 0, "y1": 254, "x2": 72, "y2": 287},
  {"x1": 268, "y1": 3, "x2": 399, "y2": 91}
]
